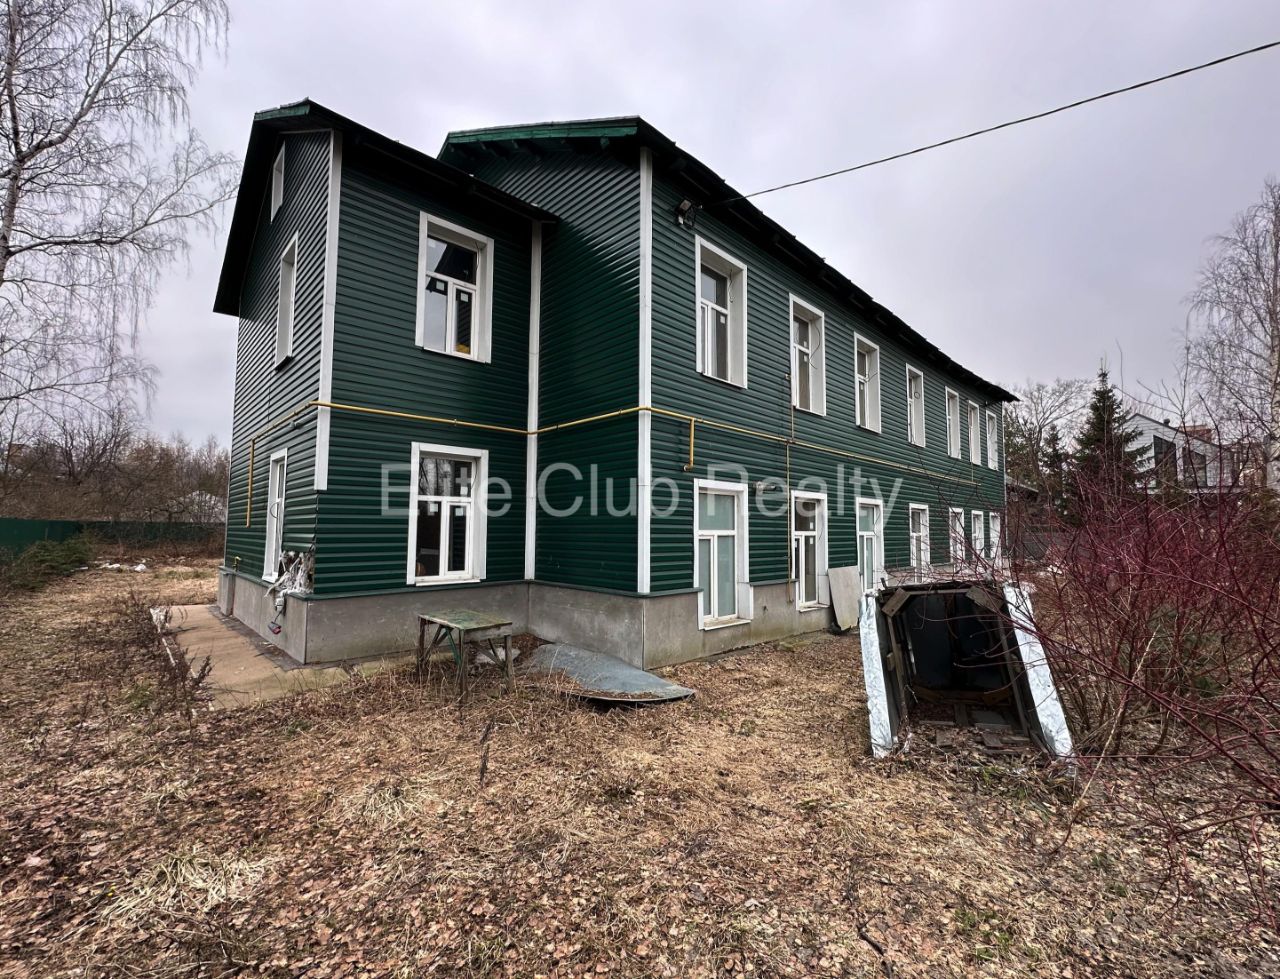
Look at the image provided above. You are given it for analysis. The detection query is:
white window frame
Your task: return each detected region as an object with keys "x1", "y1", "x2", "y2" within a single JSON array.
[
  {"x1": 968, "y1": 401, "x2": 981, "y2": 464},
  {"x1": 948, "y1": 507, "x2": 966, "y2": 565},
  {"x1": 945, "y1": 388, "x2": 962, "y2": 458},
  {"x1": 415, "y1": 211, "x2": 495, "y2": 363},
  {"x1": 971, "y1": 510, "x2": 985, "y2": 564},
  {"x1": 906, "y1": 365, "x2": 926, "y2": 447},
  {"x1": 270, "y1": 144, "x2": 285, "y2": 220},
  {"x1": 854, "y1": 334, "x2": 882, "y2": 432},
  {"x1": 694, "y1": 237, "x2": 748, "y2": 387},
  {"x1": 989, "y1": 511, "x2": 1002, "y2": 563},
  {"x1": 986, "y1": 409, "x2": 999, "y2": 469},
  {"x1": 406, "y1": 442, "x2": 489, "y2": 586},
  {"x1": 908, "y1": 503, "x2": 931, "y2": 569},
  {"x1": 789, "y1": 295, "x2": 826, "y2": 415},
  {"x1": 693, "y1": 478, "x2": 752, "y2": 629},
  {"x1": 856, "y1": 497, "x2": 885, "y2": 594},
  {"x1": 263, "y1": 449, "x2": 287, "y2": 581},
  {"x1": 274, "y1": 235, "x2": 298, "y2": 367},
  {"x1": 790, "y1": 490, "x2": 830, "y2": 608}
]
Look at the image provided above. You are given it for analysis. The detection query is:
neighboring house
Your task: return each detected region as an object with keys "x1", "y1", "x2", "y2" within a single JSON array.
[
  {"x1": 1131, "y1": 413, "x2": 1254, "y2": 493},
  {"x1": 214, "y1": 101, "x2": 1014, "y2": 666}
]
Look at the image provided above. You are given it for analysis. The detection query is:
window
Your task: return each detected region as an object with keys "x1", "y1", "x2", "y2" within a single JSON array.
[
  {"x1": 275, "y1": 236, "x2": 298, "y2": 367},
  {"x1": 416, "y1": 213, "x2": 494, "y2": 362},
  {"x1": 791, "y1": 492, "x2": 829, "y2": 607},
  {"x1": 948, "y1": 507, "x2": 965, "y2": 564},
  {"x1": 989, "y1": 512, "x2": 1002, "y2": 563},
  {"x1": 1182, "y1": 443, "x2": 1208, "y2": 486},
  {"x1": 906, "y1": 366, "x2": 925, "y2": 447},
  {"x1": 263, "y1": 450, "x2": 287, "y2": 580},
  {"x1": 407, "y1": 443, "x2": 488, "y2": 584},
  {"x1": 790, "y1": 297, "x2": 826, "y2": 414},
  {"x1": 968, "y1": 401, "x2": 980, "y2": 463},
  {"x1": 1152, "y1": 434, "x2": 1178, "y2": 483},
  {"x1": 855, "y1": 335, "x2": 881, "y2": 431},
  {"x1": 856, "y1": 499, "x2": 884, "y2": 593},
  {"x1": 971, "y1": 510, "x2": 985, "y2": 563},
  {"x1": 986, "y1": 410, "x2": 999, "y2": 468},
  {"x1": 695, "y1": 480, "x2": 751, "y2": 628},
  {"x1": 270, "y1": 145, "x2": 285, "y2": 220},
  {"x1": 696, "y1": 239, "x2": 747, "y2": 386},
  {"x1": 909, "y1": 504, "x2": 930, "y2": 569},
  {"x1": 945, "y1": 389, "x2": 961, "y2": 458}
]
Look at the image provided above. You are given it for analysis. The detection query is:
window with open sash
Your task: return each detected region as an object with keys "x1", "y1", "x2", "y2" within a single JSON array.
[
  {"x1": 857, "y1": 499, "x2": 883, "y2": 594},
  {"x1": 792, "y1": 493, "x2": 828, "y2": 607},
  {"x1": 948, "y1": 507, "x2": 966, "y2": 564},
  {"x1": 696, "y1": 239, "x2": 746, "y2": 386},
  {"x1": 274, "y1": 236, "x2": 297, "y2": 367},
  {"x1": 263, "y1": 450, "x2": 287, "y2": 580},
  {"x1": 408, "y1": 446, "x2": 486, "y2": 584},
  {"x1": 790, "y1": 297, "x2": 826, "y2": 414},
  {"x1": 909, "y1": 504, "x2": 931, "y2": 569},
  {"x1": 855, "y1": 336, "x2": 881, "y2": 431},
  {"x1": 946, "y1": 389, "x2": 961, "y2": 458},
  {"x1": 971, "y1": 510, "x2": 985, "y2": 563},
  {"x1": 416, "y1": 214, "x2": 493, "y2": 361},
  {"x1": 989, "y1": 512, "x2": 1002, "y2": 563},
  {"x1": 906, "y1": 366, "x2": 925, "y2": 446},
  {"x1": 270, "y1": 144, "x2": 285, "y2": 220},
  {"x1": 986, "y1": 410, "x2": 999, "y2": 468},
  {"x1": 696, "y1": 485, "x2": 748, "y2": 626},
  {"x1": 968, "y1": 401, "x2": 980, "y2": 463}
]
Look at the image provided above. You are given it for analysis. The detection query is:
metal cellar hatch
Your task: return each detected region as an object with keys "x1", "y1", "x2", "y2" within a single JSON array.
[{"x1": 858, "y1": 579, "x2": 1074, "y2": 760}]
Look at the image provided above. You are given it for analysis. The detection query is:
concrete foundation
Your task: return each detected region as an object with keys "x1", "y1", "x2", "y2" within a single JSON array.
[{"x1": 218, "y1": 569, "x2": 835, "y2": 667}]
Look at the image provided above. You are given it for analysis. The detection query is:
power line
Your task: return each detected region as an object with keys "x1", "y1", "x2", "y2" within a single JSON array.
[{"x1": 718, "y1": 39, "x2": 1280, "y2": 205}]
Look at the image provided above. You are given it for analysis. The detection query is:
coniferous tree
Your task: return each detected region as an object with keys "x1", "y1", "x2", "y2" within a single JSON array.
[
  {"x1": 1042, "y1": 423, "x2": 1069, "y2": 518},
  {"x1": 1068, "y1": 368, "x2": 1144, "y2": 520}
]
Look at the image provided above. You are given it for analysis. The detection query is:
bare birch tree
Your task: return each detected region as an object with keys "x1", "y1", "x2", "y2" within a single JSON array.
[
  {"x1": 0, "y1": 0, "x2": 236, "y2": 433},
  {"x1": 1187, "y1": 177, "x2": 1280, "y2": 490}
]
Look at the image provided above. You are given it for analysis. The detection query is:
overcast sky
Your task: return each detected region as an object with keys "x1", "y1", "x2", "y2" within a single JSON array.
[{"x1": 145, "y1": 0, "x2": 1280, "y2": 443}]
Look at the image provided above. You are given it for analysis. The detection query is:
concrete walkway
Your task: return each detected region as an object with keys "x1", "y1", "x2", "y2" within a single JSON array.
[{"x1": 170, "y1": 605, "x2": 412, "y2": 709}]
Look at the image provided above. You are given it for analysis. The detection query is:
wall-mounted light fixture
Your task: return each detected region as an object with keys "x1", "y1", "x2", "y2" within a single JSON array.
[{"x1": 675, "y1": 198, "x2": 698, "y2": 227}]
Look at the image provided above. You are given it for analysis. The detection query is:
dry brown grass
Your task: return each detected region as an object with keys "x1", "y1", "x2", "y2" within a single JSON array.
[{"x1": 0, "y1": 559, "x2": 1275, "y2": 977}]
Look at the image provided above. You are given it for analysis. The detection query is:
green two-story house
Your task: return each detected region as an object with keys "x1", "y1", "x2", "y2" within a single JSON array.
[{"x1": 214, "y1": 101, "x2": 1014, "y2": 666}]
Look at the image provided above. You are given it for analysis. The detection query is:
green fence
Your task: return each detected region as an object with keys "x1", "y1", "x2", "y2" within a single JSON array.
[{"x1": 0, "y1": 518, "x2": 223, "y2": 561}]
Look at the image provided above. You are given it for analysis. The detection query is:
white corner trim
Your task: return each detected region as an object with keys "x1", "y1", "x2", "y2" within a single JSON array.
[
  {"x1": 524, "y1": 222, "x2": 543, "y2": 580},
  {"x1": 314, "y1": 130, "x2": 342, "y2": 491},
  {"x1": 637, "y1": 148, "x2": 654, "y2": 594}
]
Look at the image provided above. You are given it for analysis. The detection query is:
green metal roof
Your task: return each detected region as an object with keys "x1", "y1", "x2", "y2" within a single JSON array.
[{"x1": 442, "y1": 117, "x2": 1016, "y2": 404}]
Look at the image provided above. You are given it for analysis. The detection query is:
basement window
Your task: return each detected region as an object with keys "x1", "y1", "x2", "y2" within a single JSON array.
[
  {"x1": 855, "y1": 335, "x2": 881, "y2": 431},
  {"x1": 408, "y1": 443, "x2": 488, "y2": 585},
  {"x1": 945, "y1": 389, "x2": 961, "y2": 458},
  {"x1": 417, "y1": 213, "x2": 494, "y2": 362},
  {"x1": 274, "y1": 236, "x2": 298, "y2": 367},
  {"x1": 694, "y1": 480, "x2": 751, "y2": 628},
  {"x1": 792, "y1": 491, "x2": 829, "y2": 607},
  {"x1": 986, "y1": 410, "x2": 999, "y2": 469},
  {"x1": 790, "y1": 296, "x2": 826, "y2": 414},
  {"x1": 695, "y1": 238, "x2": 747, "y2": 387},
  {"x1": 906, "y1": 365, "x2": 925, "y2": 447},
  {"x1": 263, "y1": 449, "x2": 287, "y2": 580},
  {"x1": 968, "y1": 401, "x2": 980, "y2": 464},
  {"x1": 909, "y1": 504, "x2": 931, "y2": 570},
  {"x1": 270, "y1": 145, "x2": 285, "y2": 220}
]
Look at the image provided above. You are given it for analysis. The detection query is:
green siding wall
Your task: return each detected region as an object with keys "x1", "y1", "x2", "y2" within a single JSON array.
[
  {"x1": 443, "y1": 145, "x2": 642, "y2": 591},
  {"x1": 648, "y1": 169, "x2": 1005, "y2": 592},
  {"x1": 224, "y1": 131, "x2": 330, "y2": 577},
  {"x1": 315, "y1": 145, "x2": 534, "y2": 595}
]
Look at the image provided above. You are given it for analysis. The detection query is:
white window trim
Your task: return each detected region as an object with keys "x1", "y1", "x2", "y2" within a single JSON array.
[
  {"x1": 415, "y1": 211, "x2": 495, "y2": 363},
  {"x1": 856, "y1": 496, "x2": 885, "y2": 594},
  {"x1": 989, "y1": 511, "x2": 1003, "y2": 563},
  {"x1": 909, "y1": 503, "x2": 931, "y2": 569},
  {"x1": 406, "y1": 442, "x2": 489, "y2": 586},
  {"x1": 694, "y1": 236, "x2": 748, "y2": 388},
  {"x1": 945, "y1": 388, "x2": 962, "y2": 459},
  {"x1": 968, "y1": 401, "x2": 981, "y2": 464},
  {"x1": 948, "y1": 506, "x2": 966, "y2": 565},
  {"x1": 274, "y1": 234, "x2": 298, "y2": 368},
  {"x1": 971, "y1": 510, "x2": 986, "y2": 563},
  {"x1": 270, "y1": 144, "x2": 285, "y2": 220},
  {"x1": 263, "y1": 449, "x2": 287, "y2": 581},
  {"x1": 906, "y1": 364, "x2": 926, "y2": 447},
  {"x1": 790, "y1": 489, "x2": 830, "y2": 608},
  {"x1": 693, "y1": 478, "x2": 752, "y2": 630},
  {"x1": 789, "y1": 294, "x2": 826, "y2": 416},
  {"x1": 986, "y1": 409, "x2": 999, "y2": 469},
  {"x1": 854, "y1": 333, "x2": 882, "y2": 432}
]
